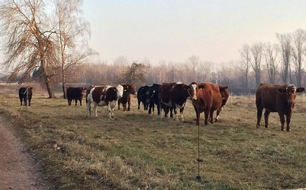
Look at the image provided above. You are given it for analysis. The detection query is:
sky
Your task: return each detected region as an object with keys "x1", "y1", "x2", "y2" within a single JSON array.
[{"x1": 83, "y1": 1, "x2": 306, "y2": 64}]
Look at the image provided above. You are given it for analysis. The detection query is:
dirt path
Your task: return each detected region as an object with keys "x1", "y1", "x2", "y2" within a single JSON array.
[{"x1": 0, "y1": 115, "x2": 54, "y2": 190}]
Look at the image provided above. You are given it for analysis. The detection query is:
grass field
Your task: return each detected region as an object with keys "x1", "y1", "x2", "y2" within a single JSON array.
[{"x1": 0, "y1": 83, "x2": 306, "y2": 190}]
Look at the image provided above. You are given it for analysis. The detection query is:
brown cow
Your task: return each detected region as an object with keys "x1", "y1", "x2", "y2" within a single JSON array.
[
  {"x1": 215, "y1": 85, "x2": 230, "y2": 121},
  {"x1": 192, "y1": 82, "x2": 229, "y2": 125},
  {"x1": 117, "y1": 84, "x2": 137, "y2": 111},
  {"x1": 159, "y1": 82, "x2": 197, "y2": 121},
  {"x1": 256, "y1": 83, "x2": 305, "y2": 131},
  {"x1": 86, "y1": 85, "x2": 124, "y2": 119}
]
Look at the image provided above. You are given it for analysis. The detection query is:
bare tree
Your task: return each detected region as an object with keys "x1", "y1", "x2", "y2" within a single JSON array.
[
  {"x1": 0, "y1": 0, "x2": 57, "y2": 98},
  {"x1": 250, "y1": 43, "x2": 263, "y2": 87},
  {"x1": 291, "y1": 29, "x2": 306, "y2": 87},
  {"x1": 186, "y1": 55, "x2": 200, "y2": 81},
  {"x1": 264, "y1": 43, "x2": 279, "y2": 84},
  {"x1": 276, "y1": 33, "x2": 292, "y2": 84},
  {"x1": 54, "y1": 0, "x2": 94, "y2": 98},
  {"x1": 240, "y1": 44, "x2": 251, "y2": 90}
]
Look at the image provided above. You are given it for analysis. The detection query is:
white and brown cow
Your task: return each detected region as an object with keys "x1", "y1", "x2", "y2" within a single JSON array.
[
  {"x1": 86, "y1": 85, "x2": 124, "y2": 119},
  {"x1": 158, "y1": 82, "x2": 197, "y2": 122}
]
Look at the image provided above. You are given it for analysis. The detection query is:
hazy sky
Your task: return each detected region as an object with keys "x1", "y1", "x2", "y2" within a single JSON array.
[{"x1": 83, "y1": 0, "x2": 306, "y2": 64}]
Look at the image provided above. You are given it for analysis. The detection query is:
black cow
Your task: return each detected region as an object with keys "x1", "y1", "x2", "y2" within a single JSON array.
[
  {"x1": 146, "y1": 83, "x2": 161, "y2": 115},
  {"x1": 19, "y1": 87, "x2": 33, "y2": 106},
  {"x1": 67, "y1": 87, "x2": 86, "y2": 106},
  {"x1": 159, "y1": 82, "x2": 197, "y2": 121},
  {"x1": 137, "y1": 85, "x2": 149, "y2": 110}
]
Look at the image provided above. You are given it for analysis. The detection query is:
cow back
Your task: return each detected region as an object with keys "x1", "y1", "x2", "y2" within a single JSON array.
[
  {"x1": 90, "y1": 86, "x2": 105, "y2": 103},
  {"x1": 256, "y1": 83, "x2": 305, "y2": 113},
  {"x1": 19, "y1": 87, "x2": 33, "y2": 98},
  {"x1": 195, "y1": 83, "x2": 212, "y2": 111},
  {"x1": 67, "y1": 87, "x2": 85, "y2": 98}
]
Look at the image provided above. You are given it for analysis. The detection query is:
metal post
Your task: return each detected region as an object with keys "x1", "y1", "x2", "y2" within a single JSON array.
[
  {"x1": 26, "y1": 87, "x2": 28, "y2": 111},
  {"x1": 196, "y1": 122, "x2": 203, "y2": 180}
]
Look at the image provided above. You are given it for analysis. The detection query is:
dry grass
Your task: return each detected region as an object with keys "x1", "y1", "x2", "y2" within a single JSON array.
[{"x1": 0, "y1": 83, "x2": 306, "y2": 190}]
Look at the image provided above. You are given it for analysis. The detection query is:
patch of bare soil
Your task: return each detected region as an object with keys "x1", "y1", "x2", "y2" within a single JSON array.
[{"x1": 0, "y1": 115, "x2": 54, "y2": 190}]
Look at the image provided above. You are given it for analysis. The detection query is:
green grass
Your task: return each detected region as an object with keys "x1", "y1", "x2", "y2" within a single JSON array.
[{"x1": 1, "y1": 84, "x2": 306, "y2": 190}]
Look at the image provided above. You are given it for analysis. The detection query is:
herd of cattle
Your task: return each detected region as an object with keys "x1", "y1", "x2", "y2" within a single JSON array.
[{"x1": 18, "y1": 82, "x2": 305, "y2": 131}]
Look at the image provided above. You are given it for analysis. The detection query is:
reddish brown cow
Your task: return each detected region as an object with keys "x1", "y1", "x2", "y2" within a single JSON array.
[
  {"x1": 158, "y1": 82, "x2": 197, "y2": 121},
  {"x1": 117, "y1": 84, "x2": 137, "y2": 111},
  {"x1": 86, "y1": 85, "x2": 124, "y2": 119},
  {"x1": 256, "y1": 83, "x2": 305, "y2": 131},
  {"x1": 192, "y1": 82, "x2": 229, "y2": 125},
  {"x1": 215, "y1": 85, "x2": 230, "y2": 121}
]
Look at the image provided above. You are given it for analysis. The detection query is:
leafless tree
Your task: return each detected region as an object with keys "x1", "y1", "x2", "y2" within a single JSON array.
[
  {"x1": 291, "y1": 29, "x2": 306, "y2": 87},
  {"x1": 0, "y1": 0, "x2": 57, "y2": 98},
  {"x1": 54, "y1": 0, "x2": 94, "y2": 98},
  {"x1": 264, "y1": 43, "x2": 279, "y2": 84},
  {"x1": 276, "y1": 33, "x2": 292, "y2": 84},
  {"x1": 239, "y1": 44, "x2": 251, "y2": 90},
  {"x1": 250, "y1": 43, "x2": 263, "y2": 87},
  {"x1": 186, "y1": 55, "x2": 200, "y2": 81}
]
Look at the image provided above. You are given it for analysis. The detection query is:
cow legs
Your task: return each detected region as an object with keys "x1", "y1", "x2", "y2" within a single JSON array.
[
  {"x1": 148, "y1": 103, "x2": 153, "y2": 114},
  {"x1": 173, "y1": 107, "x2": 178, "y2": 120},
  {"x1": 256, "y1": 107, "x2": 263, "y2": 128},
  {"x1": 93, "y1": 104, "x2": 98, "y2": 117},
  {"x1": 278, "y1": 113, "x2": 285, "y2": 131},
  {"x1": 285, "y1": 113, "x2": 292, "y2": 132},
  {"x1": 74, "y1": 99, "x2": 77, "y2": 106},
  {"x1": 86, "y1": 102, "x2": 91, "y2": 116},
  {"x1": 127, "y1": 101, "x2": 130, "y2": 111},
  {"x1": 23, "y1": 97, "x2": 27, "y2": 106},
  {"x1": 215, "y1": 107, "x2": 223, "y2": 122},
  {"x1": 123, "y1": 103, "x2": 127, "y2": 111},
  {"x1": 117, "y1": 99, "x2": 121, "y2": 110},
  {"x1": 108, "y1": 104, "x2": 113, "y2": 119},
  {"x1": 209, "y1": 110, "x2": 214, "y2": 124},
  {"x1": 264, "y1": 110, "x2": 270, "y2": 128},
  {"x1": 179, "y1": 107, "x2": 185, "y2": 122},
  {"x1": 204, "y1": 110, "x2": 209, "y2": 125},
  {"x1": 138, "y1": 100, "x2": 141, "y2": 110},
  {"x1": 108, "y1": 101, "x2": 116, "y2": 119}
]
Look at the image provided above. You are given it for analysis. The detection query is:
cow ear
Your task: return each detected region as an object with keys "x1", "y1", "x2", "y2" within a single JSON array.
[
  {"x1": 296, "y1": 87, "x2": 305, "y2": 93},
  {"x1": 277, "y1": 88, "x2": 286, "y2": 93},
  {"x1": 219, "y1": 86, "x2": 228, "y2": 90},
  {"x1": 198, "y1": 84, "x2": 205, "y2": 89}
]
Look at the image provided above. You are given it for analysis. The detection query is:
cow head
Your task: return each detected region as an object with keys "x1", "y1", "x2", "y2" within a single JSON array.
[
  {"x1": 277, "y1": 85, "x2": 305, "y2": 105},
  {"x1": 188, "y1": 82, "x2": 197, "y2": 100},
  {"x1": 123, "y1": 84, "x2": 137, "y2": 95},
  {"x1": 219, "y1": 85, "x2": 229, "y2": 107},
  {"x1": 116, "y1": 85, "x2": 124, "y2": 99}
]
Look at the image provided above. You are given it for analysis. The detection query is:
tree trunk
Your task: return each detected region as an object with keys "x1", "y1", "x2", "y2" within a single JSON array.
[
  {"x1": 41, "y1": 59, "x2": 55, "y2": 98},
  {"x1": 62, "y1": 72, "x2": 67, "y2": 99}
]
